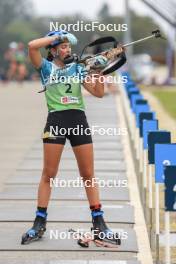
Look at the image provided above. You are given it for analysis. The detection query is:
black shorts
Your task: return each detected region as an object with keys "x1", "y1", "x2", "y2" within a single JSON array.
[{"x1": 42, "y1": 110, "x2": 93, "y2": 147}]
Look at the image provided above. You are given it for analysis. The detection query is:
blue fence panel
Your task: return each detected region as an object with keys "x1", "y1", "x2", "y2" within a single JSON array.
[
  {"x1": 164, "y1": 166, "x2": 176, "y2": 212},
  {"x1": 127, "y1": 89, "x2": 140, "y2": 99},
  {"x1": 143, "y1": 120, "x2": 158, "y2": 149},
  {"x1": 135, "y1": 104, "x2": 150, "y2": 127},
  {"x1": 164, "y1": 165, "x2": 176, "y2": 211},
  {"x1": 155, "y1": 144, "x2": 176, "y2": 183},
  {"x1": 139, "y1": 112, "x2": 156, "y2": 137},
  {"x1": 131, "y1": 94, "x2": 143, "y2": 111},
  {"x1": 148, "y1": 131, "x2": 171, "y2": 164}
]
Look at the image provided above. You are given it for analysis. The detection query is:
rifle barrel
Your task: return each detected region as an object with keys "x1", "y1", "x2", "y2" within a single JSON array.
[{"x1": 123, "y1": 34, "x2": 155, "y2": 47}]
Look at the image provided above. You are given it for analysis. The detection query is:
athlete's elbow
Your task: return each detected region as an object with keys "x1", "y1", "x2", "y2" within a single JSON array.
[
  {"x1": 95, "y1": 92, "x2": 104, "y2": 98},
  {"x1": 95, "y1": 87, "x2": 104, "y2": 98},
  {"x1": 95, "y1": 83, "x2": 104, "y2": 98},
  {"x1": 28, "y1": 40, "x2": 37, "y2": 50}
]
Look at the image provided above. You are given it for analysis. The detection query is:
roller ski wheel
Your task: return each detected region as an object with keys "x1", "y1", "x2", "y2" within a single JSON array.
[
  {"x1": 69, "y1": 228, "x2": 92, "y2": 248},
  {"x1": 21, "y1": 211, "x2": 47, "y2": 245}
]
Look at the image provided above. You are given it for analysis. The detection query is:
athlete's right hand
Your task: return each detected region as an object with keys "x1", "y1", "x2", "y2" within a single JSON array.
[
  {"x1": 51, "y1": 32, "x2": 77, "y2": 46},
  {"x1": 61, "y1": 33, "x2": 78, "y2": 45}
]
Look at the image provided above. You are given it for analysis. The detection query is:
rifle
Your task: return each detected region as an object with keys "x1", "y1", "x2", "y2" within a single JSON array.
[
  {"x1": 64, "y1": 29, "x2": 165, "y2": 75},
  {"x1": 38, "y1": 30, "x2": 165, "y2": 93}
]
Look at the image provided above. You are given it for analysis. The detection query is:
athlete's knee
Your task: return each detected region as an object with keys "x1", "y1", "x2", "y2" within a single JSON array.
[
  {"x1": 42, "y1": 167, "x2": 58, "y2": 182},
  {"x1": 81, "y1": 170, "x2": 94, "y2": 182}
]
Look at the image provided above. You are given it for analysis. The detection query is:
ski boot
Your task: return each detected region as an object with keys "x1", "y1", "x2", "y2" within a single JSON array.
[
  {"x1": 21, "y1": 211, "x2": 47, "y2": 245},
  {"x1": 91, "y1": 210, "x2": 121, "y2": 245}
]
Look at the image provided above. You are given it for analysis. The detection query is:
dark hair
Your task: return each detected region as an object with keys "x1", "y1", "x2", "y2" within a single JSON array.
[{"x1": 47, "y1": 50, "x2": 54, "y2": 61}]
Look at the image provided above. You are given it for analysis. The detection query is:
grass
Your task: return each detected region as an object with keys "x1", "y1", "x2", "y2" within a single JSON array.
[{"x1": 152, "y1": 90, "x2": 176, "y2": 119}]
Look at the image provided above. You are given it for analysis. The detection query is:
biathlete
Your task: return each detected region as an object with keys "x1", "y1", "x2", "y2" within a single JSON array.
[{"x1": 21, "y1": 30, "x2": 124, "y2": 246}]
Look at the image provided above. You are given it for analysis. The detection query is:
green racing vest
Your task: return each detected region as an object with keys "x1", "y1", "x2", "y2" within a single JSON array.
[{"x1": 38, "y1": 58, "x2": 87, "y2": 112}]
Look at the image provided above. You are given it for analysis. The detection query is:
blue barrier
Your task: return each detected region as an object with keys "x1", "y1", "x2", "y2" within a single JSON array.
[
  {"x1": 155, "y1": 144, "x2": 176, "y2": 183},
  {"x1": 135, "y1": 104, "x2": 150, "y2": 127},
  {"x1": 135, "y1": 99, "x2": 148, "y2": 105},
  {"x1": 125, "y1": 83, "x2": 136, "y2": 90},
  {"x1": 127, "y1": 88, "x2": 140, "y2": 98},
  {"x1": 148, "y1": 131, "x2": 171, "y2": 164},
  {"x1": 142, "y1": 120, "x2": 158, "y2": 149},
  {"x1": 124, "y1": 82, "x2": 136, "y2": 90},
  {"x1": 130, "y1": 93, "x2": 143, "y2": 104},
  {"x1": 127, "y1": 87, "x2": 139, "y2": 93},
  {"x1": 122, "y1": 72, "x2": 131, "y2": 79},
  {"x1": 139, "y1": 112, "x2": 156, "y2": 137},
  {"x1": 164, "y1": 166, "x2": 176, "y2": 211},
  {"x1": 121, "y1": 71, "x2": 174, "y2": 263},
  {"x1": 125, "y1": 84, "x2": 136, "y2": 91},
  {"x1": 133, "y1": 100, "x2": 149, "y2": 113}
]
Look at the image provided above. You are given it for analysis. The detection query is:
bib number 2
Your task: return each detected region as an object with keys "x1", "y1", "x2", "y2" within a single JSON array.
[{"x1": 65, "y1": 83, "x2": 72, "y2": 93}]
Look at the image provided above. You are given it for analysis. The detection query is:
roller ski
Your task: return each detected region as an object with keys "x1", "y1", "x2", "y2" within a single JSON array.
[
  {"x1": 21, "y1": 211, "x2": 47, "y2": 245},
  {"x1": 91, "y1": 210, "x2": 121, "y2": 246},
  {"x1": 69, "y1": 228, "x2": 91, "y2": 248},
  {"x1": 69, "y1": 210, "x2": 121, "y2": 248}
]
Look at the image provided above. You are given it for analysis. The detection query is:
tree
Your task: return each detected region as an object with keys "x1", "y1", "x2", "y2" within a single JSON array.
[
  {"x1": 98, "y1": 3, "x2": 111, "y2": 20},
  {"x1": 0, "y1": 0, "x2": 34, "y2": 29},
  {"x1": 0, "y1": 0, "x2": 34, "y2": 69}
]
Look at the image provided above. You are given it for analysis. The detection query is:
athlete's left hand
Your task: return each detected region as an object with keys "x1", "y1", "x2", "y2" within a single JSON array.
[{"x1": 94, "y1": 55, "x2": 108, "y2": 67}]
